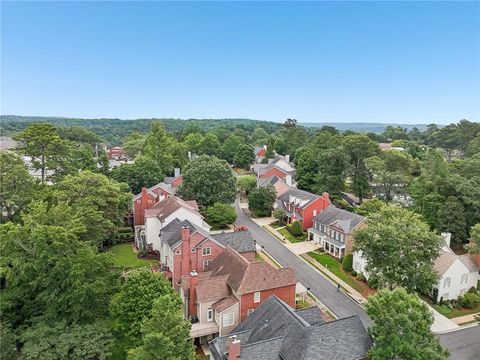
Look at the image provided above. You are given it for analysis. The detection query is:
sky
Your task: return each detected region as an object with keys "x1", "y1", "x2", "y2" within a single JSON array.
[{"x1": 1, "y1": 1, "x2": 479, "y2": 124}]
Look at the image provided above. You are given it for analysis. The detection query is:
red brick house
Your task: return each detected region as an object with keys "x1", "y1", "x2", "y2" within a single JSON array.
[
  {"x1": 163, "y1": 168, "x2": 183, "y2": 190},
  {"x1": 106, "y1": 146, "x2": 124, "y2": 159},
  {"x1": 159, "y1": 220, "x2": 256, "y2": 286},
  {"x1": 133, "y1": 183, "x2": 176, "y2": 226},
  {"x1": 276, "y1": 188, "x2": 330, "y2": 231},
  {"x1": 179, "y1": 247, "x2": 296, "y2": 343}
]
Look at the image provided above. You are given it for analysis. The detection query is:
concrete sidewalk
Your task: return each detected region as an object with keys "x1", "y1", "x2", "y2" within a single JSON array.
[
  {"x1": 428, "y1": 305, "x2": 460, "y2": 333},
  {"x1": 451, "y1": 312, "x2": 480, "y2": 325}
]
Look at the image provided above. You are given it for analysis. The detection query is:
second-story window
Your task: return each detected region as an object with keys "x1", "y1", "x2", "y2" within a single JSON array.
[
  {"x1": 254, "y1": 291, "x2": 261, "y2": 303},
  {"x1": 207, "y1": 308, "x2": 213, "y2": 322},
  {"x1": 222, "y1": 313, "x2": 234, "y2": 327},
  {"x1": 444, "y1": 277, "x2": 451, "y2": 288},
  {"x1": 202, "y1": 247, "x2": 212, "y2": 256},
  {"x1": 313, "y1": 209, "x2": 317, "y2": 216},
  {"x1": 461, "y1": 273, "x2": 468, "y2": 284}
]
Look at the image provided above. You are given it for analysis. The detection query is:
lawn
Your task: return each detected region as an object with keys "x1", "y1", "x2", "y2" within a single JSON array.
[
  {"x1": 432, "y1": 303, "x2": 480, "y2": 319},
  {"x1": 270, "y1": 222, "x2": 284, "y2": 229},
  {"x1": 108, "y1": 244, "x2": 159, "y2": 270},
  {"x1": 306, "y1": 251, "x2": 370, "y2": 295},
  {"x1": 278, "y1": 227, "x2": 307, "y2": 243}
]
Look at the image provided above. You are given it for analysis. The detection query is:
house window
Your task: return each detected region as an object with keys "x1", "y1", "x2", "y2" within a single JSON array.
[
  {"x1": 247, "y1": 309, "x2": 254, "y2": 316},
  {"x1": 461, "y1": 273, "x2": 468, "y2": 284},
  {"x1": 207, "y1": 308, "x2": 213, "y2": 322},
  {"x1": 147, "y1": 200, "x2": 152, "y2": 203},
  {"x1": 254, "y1": 292, "x2": 261, "y2": 303},
  {"x1": 203, "y1": 260, "x2": 211, "y2": 270},
  {"x1": 222, "y1": 313, "x2": 234, "y2": 327},
  {"x1": 175, "y1": 250, "x2": 181, "y2": 255},
  {"x1": 321, "y1": 225, "x2": 325, "y2": 232},
  {"x1": 136, "y1": 200, "x2": 141, "y2": 203},
  {"x1": 313, "y1": 210, "x2": 317, "y2": 216},
  {"x1": 202, "y1": 247, "x2": 212, "y2": 256},
  {"x1": 444, "y1": 277, "x2": 451, "y2": 288},
  {"x1": 191, "y1": 248, "x2": 196, "y2": 253}
]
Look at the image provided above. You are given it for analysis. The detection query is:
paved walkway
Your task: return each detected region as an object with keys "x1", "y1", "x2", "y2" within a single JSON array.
[
  {"x1": 451, "y1": 313, "x2": 480, "y2": 325},
  {"x1": 428, "y1": 305, "x2": 460, "y2": 333}
]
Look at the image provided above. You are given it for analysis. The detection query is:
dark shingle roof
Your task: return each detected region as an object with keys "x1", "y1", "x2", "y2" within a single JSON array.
[
  {"x1": 312, "y1": 207, "x2": 365, "y2": 234},
  {"x1": 294, "y1": 307, "x2": 325, "y2": 325},
  {"x1": 160, "y1": 219, "x2": 207, "y2": 248},
  {"x1": 278, "y1": 188, "x2": 320, "y2": 209},
  {"x1": 209, "y1": 296, "x2": 370, "y2": 360},
  {"x1": 210, "y1": 231, "x2": 256, "y2": 253},
  {"x1": 256, "y1": 176, "x2": 281, "y2": 187}
]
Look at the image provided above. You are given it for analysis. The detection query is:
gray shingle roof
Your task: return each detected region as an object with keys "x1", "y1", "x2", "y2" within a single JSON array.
[
  {"x1": 160, "y1": 219, "x2": 208, "y2": 248},
  {"x1": 210, "y1": 231, "x2": 256, "y2": 253},
  {"x1": 294, "y1": 307, "x2": 325, "y2": 325},
  {"x1": 256, "y1": 176, "x2": 281, "y2": 187},
  {"x1": 209, "y1": 295, "x2": 370, "y2": 360},
  {"x1": 278, "y1": 188, "x2": 320, "y2": 209},
  {"x1": 312, "y1": 207, "x2": 365, "y2": 234}
]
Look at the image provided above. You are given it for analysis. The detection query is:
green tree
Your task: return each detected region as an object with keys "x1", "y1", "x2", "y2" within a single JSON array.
[
  {"x1": 58, "y1": 125, "x2": 103, "y2": 146},
  {"x1": 0, "y1": 321, "x2": 17, "y2": 360},
  {"x1": 237, "y1": 175, "x2": 257, "y2": 194},
  {"x1": 273, "y1": 136, "x2": 287, "y2": 155},
  {"x1": 234, "y1": 143, "x2": 255, "y2": 169},
  {"x1": 366, "y1": 151, "x2": 414, "y2": 202},
  {"x1": 199, "y1": 133, "x2": 221, "y2": 156},
  {"x1": 127, "y1": 294, "x2": 195, "y2": 360},
  {"x1": 438, "y1": 196, "x2": 467, "y2": 244},
  {"x1": 222, "y1": 135, "x2": 245, "y2": 163},
  {"x1": 206, "y1": 203, "x2": 237, "y2": 228},
  {"x1": 313, "y1": 148, "x2": 348, "y2": 195},
  {"x1": 465, "y1": 224, "x2": 480, "y2": 254},
  {"x1": 0, "y1": 152, "x2": 37, "y2": 222},
  {"x1": 289, "y1": 220, "x2": 303, "y2": 237},
  {"x1": 272, "y1": 209, "x2": 285, "y2": 224},
  {"x1": 142, "y1": 122, "x2": 176, "y2": 175},
  {"x1": 251, "y1": 127, "x2": 269, "y2": 145},
  {"x1": 123, "y1": 132, "x2": 146, "y2": 159},
  {"x1": 342, "y1": 253, "x2": 353, "y2": 272},
  {"x1": 353, "y1": 205, "x2": 442, "y2": 293},
  {"x1": 248, "y1": 185, "x2": 276, "y2": 217},
  {"x1": 20, "y1": 321, "x2": 113, "y2": 360},
  {"x1": 343, "y1": 134, "x2": 380, "y2": 203},
  {"x1": 183, "y1": 132, "x2": 203, "y2": 154},
  {"x1": 112, "y1": 155, "x2": 164, "y2": 194},
  {"x1": 178, "y1": 155, "x2": 236, "y2": 207},
  {"x1": 0, "y1": 219, "x2": 117, "y2": 327},
  {"x1": 355, "y1": 198, "x2": 385, "y2": 216},
  {"x1": 15, "y1": 123, "x2": 73, "y2": 183},
  {"x1": 110, "y1": 270, "x2": 174, "y2": 348},
  {"x1": 366, "y1": 288, "x2": 449, "y2": 360}
]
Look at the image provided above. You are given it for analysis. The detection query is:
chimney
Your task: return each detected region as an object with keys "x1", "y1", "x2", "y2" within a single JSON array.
[
  {"x1": 263, "y1": 144, "x2": 267, "y2": 150},
  {"x1": 285, "y1": 174, "x2": 292, "y2": 186},
  {"x1": 188, "y1": 270, "x2": 199, "y2": 318},
  {"x1": 174, "y1": 168, "x2": 181, "y2": 177},
  {"x1": 322, "y1": 192, "x2": 330, "y2": 204},
  {"x1": 181, "y1": 226, "x2": 191, "y2": 275},
  {"x1": 141, "y1": 187, "x2": 148, "y2": 195},
  {"x1": 227, "y1": 335, "x2": 241, "y2": 360},
  {"x1": 285, "y1": 154, "x2": 290, "y2": 163},
  {"x1": 441, "y1": 232, "x2": 452, "y2": 249}
]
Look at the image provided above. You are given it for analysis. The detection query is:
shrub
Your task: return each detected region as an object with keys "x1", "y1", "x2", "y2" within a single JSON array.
[
  {"x1": 342, "y1": 253, "x2": 353, "y2": 272},
  {"x1": 206, "y1": 203, "x2": 237, "y2": 228},
  {"x1": 351, "y1": 270, "x2": 358, "y2": 277},
  {"x1": 458, "y1": 293, "x2": 480, "y2": 309},
  {"x1": 272, "y1": 209, "x2": 286, "y2": 224},
  {"x1": 468, "y1": 287, "x2": 478, "y2": 294},
  {"x1": 317, "y1": 248, "x2": 325, "y2": 253},
  {"x1": 356, "y1": 273, "x2": 366, "y2": 282},
  {"x1": 289, "y1": 220, "x2": 303, "y2": 237},
  {"x1": 367, "y1": 275, "x2": 380, "y2": 289}
]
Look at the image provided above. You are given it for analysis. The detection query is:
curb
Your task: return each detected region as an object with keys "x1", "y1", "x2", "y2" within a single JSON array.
[{"x1": 434, "y1": 322, "x2": 479, "y2": 334}]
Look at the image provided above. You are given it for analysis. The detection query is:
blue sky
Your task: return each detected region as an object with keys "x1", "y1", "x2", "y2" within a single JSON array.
[{"x1": 1, "y1": 1, "x2": 479, "y2": 124}]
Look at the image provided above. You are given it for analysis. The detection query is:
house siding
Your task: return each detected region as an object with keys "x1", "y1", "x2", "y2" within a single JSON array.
[
  {"x1": 261, "y1": 167, "x2": 288, "y2": 179},
  {"x1": 433, "y1": 259, "x2": 480, "y2": 302},
  {"x1": 239, "y1": 285, "x2": 296, "y2": 321}
]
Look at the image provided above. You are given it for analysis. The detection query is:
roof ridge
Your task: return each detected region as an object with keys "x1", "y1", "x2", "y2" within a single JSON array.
[
  {"x1": 240, "y1": 335, "x2": 285, "y2": 349},
  {"x1": 268, "y1": 295, "x2": 311, "y2": 327}
]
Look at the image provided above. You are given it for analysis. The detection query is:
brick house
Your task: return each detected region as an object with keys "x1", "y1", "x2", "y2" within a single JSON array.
[
  {"x1": 179, "y1": 247, "x2": 296, "y2": 344},
  {"x1": 209, "y1": 295, "x2": 371, "y2": 360},
  {"x1": 276, "y1": 188, "x2": 330, "y2": 231},
  {"x1": 254, "y1": 146, "x2": 267, "y2": 163},
  {"x1": 160, "y1": 220, "x2": 256, "y2": 286},
  {"x1": 133, "y1": 183, "x2": 176, "y2": 227},
  {"x1": 253, "y1": 154, "x2": 295, "y2": 182},
  {"x1": 308, "y1": 207, "x2": 365, "y2": 258},
  {"x1": 106, "y1": 146, "x2": 124, "y2": 159},
  {"x1": 163, "y1": 168, "x2": 183, "y2": 191}
]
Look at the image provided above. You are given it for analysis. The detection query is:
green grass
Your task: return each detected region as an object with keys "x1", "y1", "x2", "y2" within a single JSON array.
[
  {"x1": 295, "y1": 300, "x2": 310, "y2": 309},
  {"x1": 278, "y1": 227, "x2": 307, "y2": 243},
  {"x1": 432, "y1": 303, "x2": 480, "y2": 319},
  {"x1": 108, "y1": 244, "x2": 159, "y2": 270},
  {"x1": 307, "y1": 251, "x2": 365, "y2": 293},
  {"x1": 270, "y1": 222, "x2": 284, "y2": 229}
]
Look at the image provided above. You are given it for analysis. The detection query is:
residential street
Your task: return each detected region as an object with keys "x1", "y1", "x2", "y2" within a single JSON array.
[{"x1": 234, "y1": 199, "x2": 480, "y2": 359}]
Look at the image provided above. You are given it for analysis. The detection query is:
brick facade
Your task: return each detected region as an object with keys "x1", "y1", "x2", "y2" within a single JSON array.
[{"x1": 239, "y1": 285, "x2": 296, "y2": 321}]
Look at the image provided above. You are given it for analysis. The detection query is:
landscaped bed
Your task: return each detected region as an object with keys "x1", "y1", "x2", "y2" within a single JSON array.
[
  {"x1": 306, "y1": 251, "x2": 375, "y2": 297},
  {"x1": 108, "y1": 244, "x2": 159, "y2": 270},
  {"x1": 278, "y1": 227, "x2": 307, "y2": 243},
  {"x1": 431, "y1": 303, "x2": 480, "y2": 319}
]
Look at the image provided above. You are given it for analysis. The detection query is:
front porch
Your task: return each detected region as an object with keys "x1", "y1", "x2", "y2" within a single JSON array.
[{"x1": 308, "y1": 228, "x2": 345, "y2": 258}]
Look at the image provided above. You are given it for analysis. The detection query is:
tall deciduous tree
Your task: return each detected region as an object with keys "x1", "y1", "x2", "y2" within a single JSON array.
[
  {"x1": 206, "y1": 203, "x2": 237, "y2": 228},
  {"x1": 127, "y1": 295, "x2": 195, "y2": 360},
  {"x1": 366, "y1": 288, "x2": 449, "y2": 360},
  {"x1": 248, "y1": 185, "x2": 276, "y2": 217},
  {"x1": 353, "y1": 205, "x2": 442, "y2": 293},
  {"x1": 342, "y1": 134, "x2": 380, "y2": 203},
  {"x1": 142, "y1": 122, "x2": 176, "y2": 175},
  {"x1": 112, "y1": 155, "x2": 164, "y2": 194},
  {"x1": 438, "y1": 196, "x2": 467, "y2": 243},
  {"x1": 234, "y1": 143, "x2": 255, "y2": 169},
  {"x1": 178, "y1": 155, "x2": 236, "y2": 207},
  {"x1": 237, "y1": 175, "x2": 257, "y2": 194},
  {"x1": 222, "y1": 135, "x2": 245, "y2": 163}
]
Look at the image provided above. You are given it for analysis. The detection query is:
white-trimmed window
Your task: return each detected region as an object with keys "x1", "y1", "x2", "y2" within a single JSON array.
[
  {"x1": 191, "y1": 248, "x2": 196, "y2": 253},
  {"x1": 202, "y1": 247, "x2": 212, "y2": 256},
  {"x1": 461, "y1": 273, "x2": 468, "y2": 284},
  {"x1": 136, "y1": 199, "x2": 141, "y2": 203},
  {"x1": 222, "y1": 313, "x2": 234, "y2": 327},
  {"x1": 444, "y1": 277, "x2": 451, "y2": 288},
  {"x1": 207, "y1": 308, "x2": 213, "y2": 322},
  {"x1": 203, "y1": 260, "x2": 211, "y2": 270},
  {"x1": 313, "y1": 210, "x2": 317, "y2": 216},
  {"x1": 247, "y1": 309, "x2": 254, "y2": 316},
  {"x1": 254, "y1": 291, "x2": 261, "y2": 303}
]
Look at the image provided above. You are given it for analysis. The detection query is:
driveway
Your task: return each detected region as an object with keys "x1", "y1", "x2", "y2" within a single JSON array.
[{"x1": 234, "y1": 199, "x2": 480, "y2": 359}]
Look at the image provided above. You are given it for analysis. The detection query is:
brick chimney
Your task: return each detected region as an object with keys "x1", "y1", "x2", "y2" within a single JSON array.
[
  {"x1": 181, "y1": 226, "x2": 191, "y2": 276},
  {"x1": 174, "y1": 168, "x2": 181, "y2": 177},
  {"x1": 322, "y1": 192, "x2": 330, "y2": 205},
  {"x1": 188, "y1": 270, "x2": 199, "y2": 317},
  {"x1": 227, "y1": 335, "x2": 241, "y2": 360}
]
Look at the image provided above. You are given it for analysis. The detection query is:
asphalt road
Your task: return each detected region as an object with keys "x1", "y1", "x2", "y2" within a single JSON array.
[{"x1": 234, "y1": 199, "x2": 480, "y2": 359}]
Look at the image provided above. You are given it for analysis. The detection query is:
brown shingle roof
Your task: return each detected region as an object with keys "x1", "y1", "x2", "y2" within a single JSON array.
[
  {"x1": 144, "y1": 196, "x2": 201, "y2": 221},
  {"x1": 208, "y1": 247, "x2": 296, "y2": 295},
  {"x1": 213, "y1": 295, "x2": 239, "y2": 313},
  {"x1": 434, "y1": 248, "x2": 458, "y2": 276},
  {"x1": 459, "y1": 254, "x2": 480, "y2": 272},
  {"x1": 196, "y1": 275, "x2": 230, "y2": 302}
]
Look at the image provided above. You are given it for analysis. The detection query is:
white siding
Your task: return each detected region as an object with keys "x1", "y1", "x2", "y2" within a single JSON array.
[
  {"x1": 433, "y1": 259, "x2": 479, "y2": 302},
  {"x1": 352, "y1": 251, "x2": 370, "y2": 279}
]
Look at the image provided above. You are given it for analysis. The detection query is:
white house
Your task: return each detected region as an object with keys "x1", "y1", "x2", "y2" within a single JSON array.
[
  {"x1": 137, "y1": 196, "x2": 210, "y2": 251},
  {"x1": 432, "y1": 233, "x2": 480, "y2": 302},
  {"x1": 353, "y1": 233, "x2": 480, "y2": 302}
]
